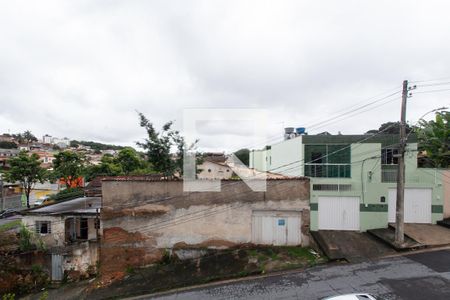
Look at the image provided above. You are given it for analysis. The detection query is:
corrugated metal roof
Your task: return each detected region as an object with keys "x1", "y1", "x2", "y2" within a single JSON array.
[{"x1": 26, "y1": 197, "x2": 101, "y2": 215}]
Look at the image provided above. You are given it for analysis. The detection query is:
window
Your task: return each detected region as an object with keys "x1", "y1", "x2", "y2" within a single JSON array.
[
  {"x1": 305, "y1": 144, "x2": 351, "y2": 178},
  {"x1": 35, "y1": 221, "x2": 51, "y2": 234},
  {"x1": 381, "y1": 148, "x2": 399, "y2": 165},
  {"x1": 313, "y1": 184, "x2": 352, "y2": 191}
]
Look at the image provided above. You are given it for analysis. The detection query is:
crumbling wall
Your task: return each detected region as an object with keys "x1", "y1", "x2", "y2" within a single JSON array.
[
  {"x1": 62, "y1": 241, "x2": 99, "y2": 280},
  {"x1": 100, "y1": 178, "x2": 310, "y2": 280},
  {"x1": 21, "y1": 215, "x2": 65, "y2": 247}
]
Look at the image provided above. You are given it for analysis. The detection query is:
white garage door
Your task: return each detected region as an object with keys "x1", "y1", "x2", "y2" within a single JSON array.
[
  {"x1": 252, "y1": 211, "x2": 301, "y2": 246},
  {"x1": 388, "y1": 188, "x2": 432, "y2": 223},
  {"x1": 318, "y1": 196, "x2": 360, "y2": 230}
]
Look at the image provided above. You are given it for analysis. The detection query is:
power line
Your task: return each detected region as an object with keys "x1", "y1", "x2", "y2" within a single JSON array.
[
  {"x1": 308, "y1": 94, "x2": 400, "y2": 132},
  {"x1": 416, "y1": 81, "x2": 450, "y2": 88},
  {"x1": 410, "y1": 76, "x2": 450, "y2": 84},
  {"x1": 227, "y1": 86, "x2": 402, "y2": 152},
  {"x1": 413, "y1": 87, "x2": 450, "y2": 95},
  {"x1": 307, "y1": 90, "x2": 401, "y2": 130}
]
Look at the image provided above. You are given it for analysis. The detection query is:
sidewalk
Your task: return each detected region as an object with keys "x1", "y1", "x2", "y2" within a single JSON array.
[{"x1": 368, "y1": 223, "x2": 450, "y2": 250}]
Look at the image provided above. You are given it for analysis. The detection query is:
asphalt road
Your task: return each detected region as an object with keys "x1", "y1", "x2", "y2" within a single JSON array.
[{"x1": 141, "y1": 249, "x2": 450, "y2": 300}]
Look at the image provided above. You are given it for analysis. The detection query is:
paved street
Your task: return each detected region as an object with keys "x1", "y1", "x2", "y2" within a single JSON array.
[{"x1": 140, "y1": 249, "x2": 450, "y2": 300}]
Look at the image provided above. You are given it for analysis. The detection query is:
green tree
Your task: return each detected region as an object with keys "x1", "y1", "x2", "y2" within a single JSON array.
[
  {"x1": 416, "y1": 110, "x2": 449, "y2": 168},
  {"x1": 3, "y1": 151, "x2": 47, "y2": 208},
  {"x1": 0, "y1": 141, "x2": 17, "y2": 149},
  {"x1": 365, "y1": 122, "x2": 414, "y2": 134},
  {"x1": 52, "y1": 151, "x2": 85, "y2": 189},
  {"x1": 137, "y1": 113, "x2": 192, "y2": 176},
  {"x1": 234, "y1": 148, "x2": 250, "y2": 166},
  {"x1": 115, "y1": 147, "x2": 142, "y2": 175},
  {"x1": 22, "y1": 130, "x2": 38, "y2": 144},
  {"x1": 84, "y1": 154, "x2": 122, "y2": 181}
]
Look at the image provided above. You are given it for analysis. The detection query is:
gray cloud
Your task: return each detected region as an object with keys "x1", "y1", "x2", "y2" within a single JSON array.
[{"x1": 0, "y1": 0, "x2": 449, "y2": 152}]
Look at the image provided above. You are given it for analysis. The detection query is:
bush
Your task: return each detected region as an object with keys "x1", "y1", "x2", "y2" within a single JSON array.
[
  {"x1": 49, "y1": 188, "x2": 84, "y2": 202},
  {"x1": 19, "y1": 224, "x2": 33, "y2": 251}
]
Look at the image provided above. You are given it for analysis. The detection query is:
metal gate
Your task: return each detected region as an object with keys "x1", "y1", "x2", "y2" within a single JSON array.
[
  {"x1": 388, "y1": 188, "x2": 432, "y2": 223},
  {"x1": 318, "y1": 196, "x2": 360, "y2": 230},
  {"x1": 51, "y1": 254, "x2": 63, "y2": 281},
  {"x1": 252, "y1": 210, "x2": 302, "y2": 246}
]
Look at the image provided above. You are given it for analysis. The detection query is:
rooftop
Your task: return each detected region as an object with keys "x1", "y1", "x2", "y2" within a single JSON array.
[{"x1": 26, "y1": 197, "x2": 101, "y2": 215}]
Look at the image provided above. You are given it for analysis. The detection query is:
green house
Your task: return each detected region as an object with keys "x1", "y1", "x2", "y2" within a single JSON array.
[{"x1": 250, "y1": 134, "x2": 445, "y2": 231}]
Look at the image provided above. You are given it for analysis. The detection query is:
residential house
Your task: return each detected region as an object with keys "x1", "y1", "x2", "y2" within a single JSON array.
[
  {"x1": 197, "y1": 153, "x2": 233, "y2": 179},
  {"x1": 0, "y1": 134, "x2": 14, "y2": 143},
  {"x1": 51, "y1": 137, "x2": 70, "y2": 148},
  {"x1": 0, "y1": 181, "x2": 22, "y2": 210},
  {"x1": 0, "y1": 148, "x2": 19, "y2": 169},
  {"x1": 42, "y1": 134, "x2": 52, "y2": 144},
  {"x1": 21, "y1": 197, "x2": 101, "y2": 280},
  {"x1": 31, "y1": 150, "x2": 56, "y2": 169},
  {"x1": 250, "y1": 132, "x2": 445, "y2": 231}
]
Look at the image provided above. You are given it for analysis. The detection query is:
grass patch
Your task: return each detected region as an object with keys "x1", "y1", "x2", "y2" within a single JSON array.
[
  {"x1": 0, "y1": 219, "x2": 21, "y2": 232},
  {"x1": 285, "y1": 247, "x2": 317, "y2": 262},
  {"x1": 250, "y1": 246, "x2": 325, "y2": 273}
]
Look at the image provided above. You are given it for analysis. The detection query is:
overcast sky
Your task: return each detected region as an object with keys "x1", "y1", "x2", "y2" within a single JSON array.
[{"x1": 0, "y1": 0, "x2": 449, "y2": 152}]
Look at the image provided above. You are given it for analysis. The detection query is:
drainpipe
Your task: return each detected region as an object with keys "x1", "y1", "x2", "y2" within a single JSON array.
[{"x1": 361, "y1": 156, "x2": 379, "y2": 206}]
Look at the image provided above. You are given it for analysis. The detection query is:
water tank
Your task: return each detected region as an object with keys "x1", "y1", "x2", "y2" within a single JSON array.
[
  {"x1": 284, "y1": 127, "x2": 295, "y2": 134},
  {"x1": 296, "y1": 127, "x2": 306, "y2": 135}
]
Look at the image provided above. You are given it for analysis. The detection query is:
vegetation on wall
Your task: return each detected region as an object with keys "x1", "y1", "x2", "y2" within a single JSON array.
[{"x1": 416, "y1": 110, "x2": 449, "y2": 168}]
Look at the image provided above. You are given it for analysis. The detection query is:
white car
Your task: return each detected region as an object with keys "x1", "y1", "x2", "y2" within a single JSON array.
[
  {"x1": 322, "y1": 294, "x2": 377, "y2": 300},
  {"x1": 34, "y1": 196, "x2": 51, "y2": 207}
]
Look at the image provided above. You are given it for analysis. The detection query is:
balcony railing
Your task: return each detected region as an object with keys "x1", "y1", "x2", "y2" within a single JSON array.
[{"x1": 304, "y1": 163, "x2": 351, "y2": 178}]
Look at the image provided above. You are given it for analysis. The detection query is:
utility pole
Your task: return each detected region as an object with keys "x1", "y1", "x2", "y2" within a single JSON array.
[
  {"x1": 395, "y1": 80, "x2": 408, "y2": 246},
  {"x1": 0, "y1": 178, "x2": 4, "y2": 211}
]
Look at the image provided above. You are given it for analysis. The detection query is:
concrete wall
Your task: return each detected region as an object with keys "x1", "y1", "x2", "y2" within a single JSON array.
[
  {"x1": 249, "y1": 149, "x2": 268, "y2": 171},
  {"x1": 22, "y1": 215, "x2": 66, "y2": 247},
  {"x1": 62, "y1": 241, "x2": 98, "y2": 278},
  {"x1": 100, "y1": 178, "x2": 310, "y2": 277},
  {"x1": 249, "y1": 137, "x2": 303, "y2": 176},
  {"x1": 269, "y1": 137, "x2": 303, "y2": 176}
]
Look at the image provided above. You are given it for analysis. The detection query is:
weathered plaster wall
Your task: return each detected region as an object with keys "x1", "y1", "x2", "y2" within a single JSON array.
[
  {"x1": 100, "y1": 179, "x2": 310, "y2": 278},
  {"x1": 22, "y1": 215, "x2": 65, "y2": 247},
  {"x1": 63, "y1": 241, "x2": 98, "y2": 278}
]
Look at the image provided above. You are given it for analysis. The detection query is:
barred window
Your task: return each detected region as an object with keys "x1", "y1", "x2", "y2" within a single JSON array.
[
  {"x1": 313, "y1": 184, "x2": 352, "y2": 191},
  {"x1": 381, "y1": 148, "x2": 399, "y2": 165},
  {"x1": 35, "y1": 221, "x2": 51, "y2": 234}
]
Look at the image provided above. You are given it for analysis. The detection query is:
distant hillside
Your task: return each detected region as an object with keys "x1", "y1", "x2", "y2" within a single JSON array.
[{"x1": 70, "y1": 140, "x2": 126, "y2": 151}]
